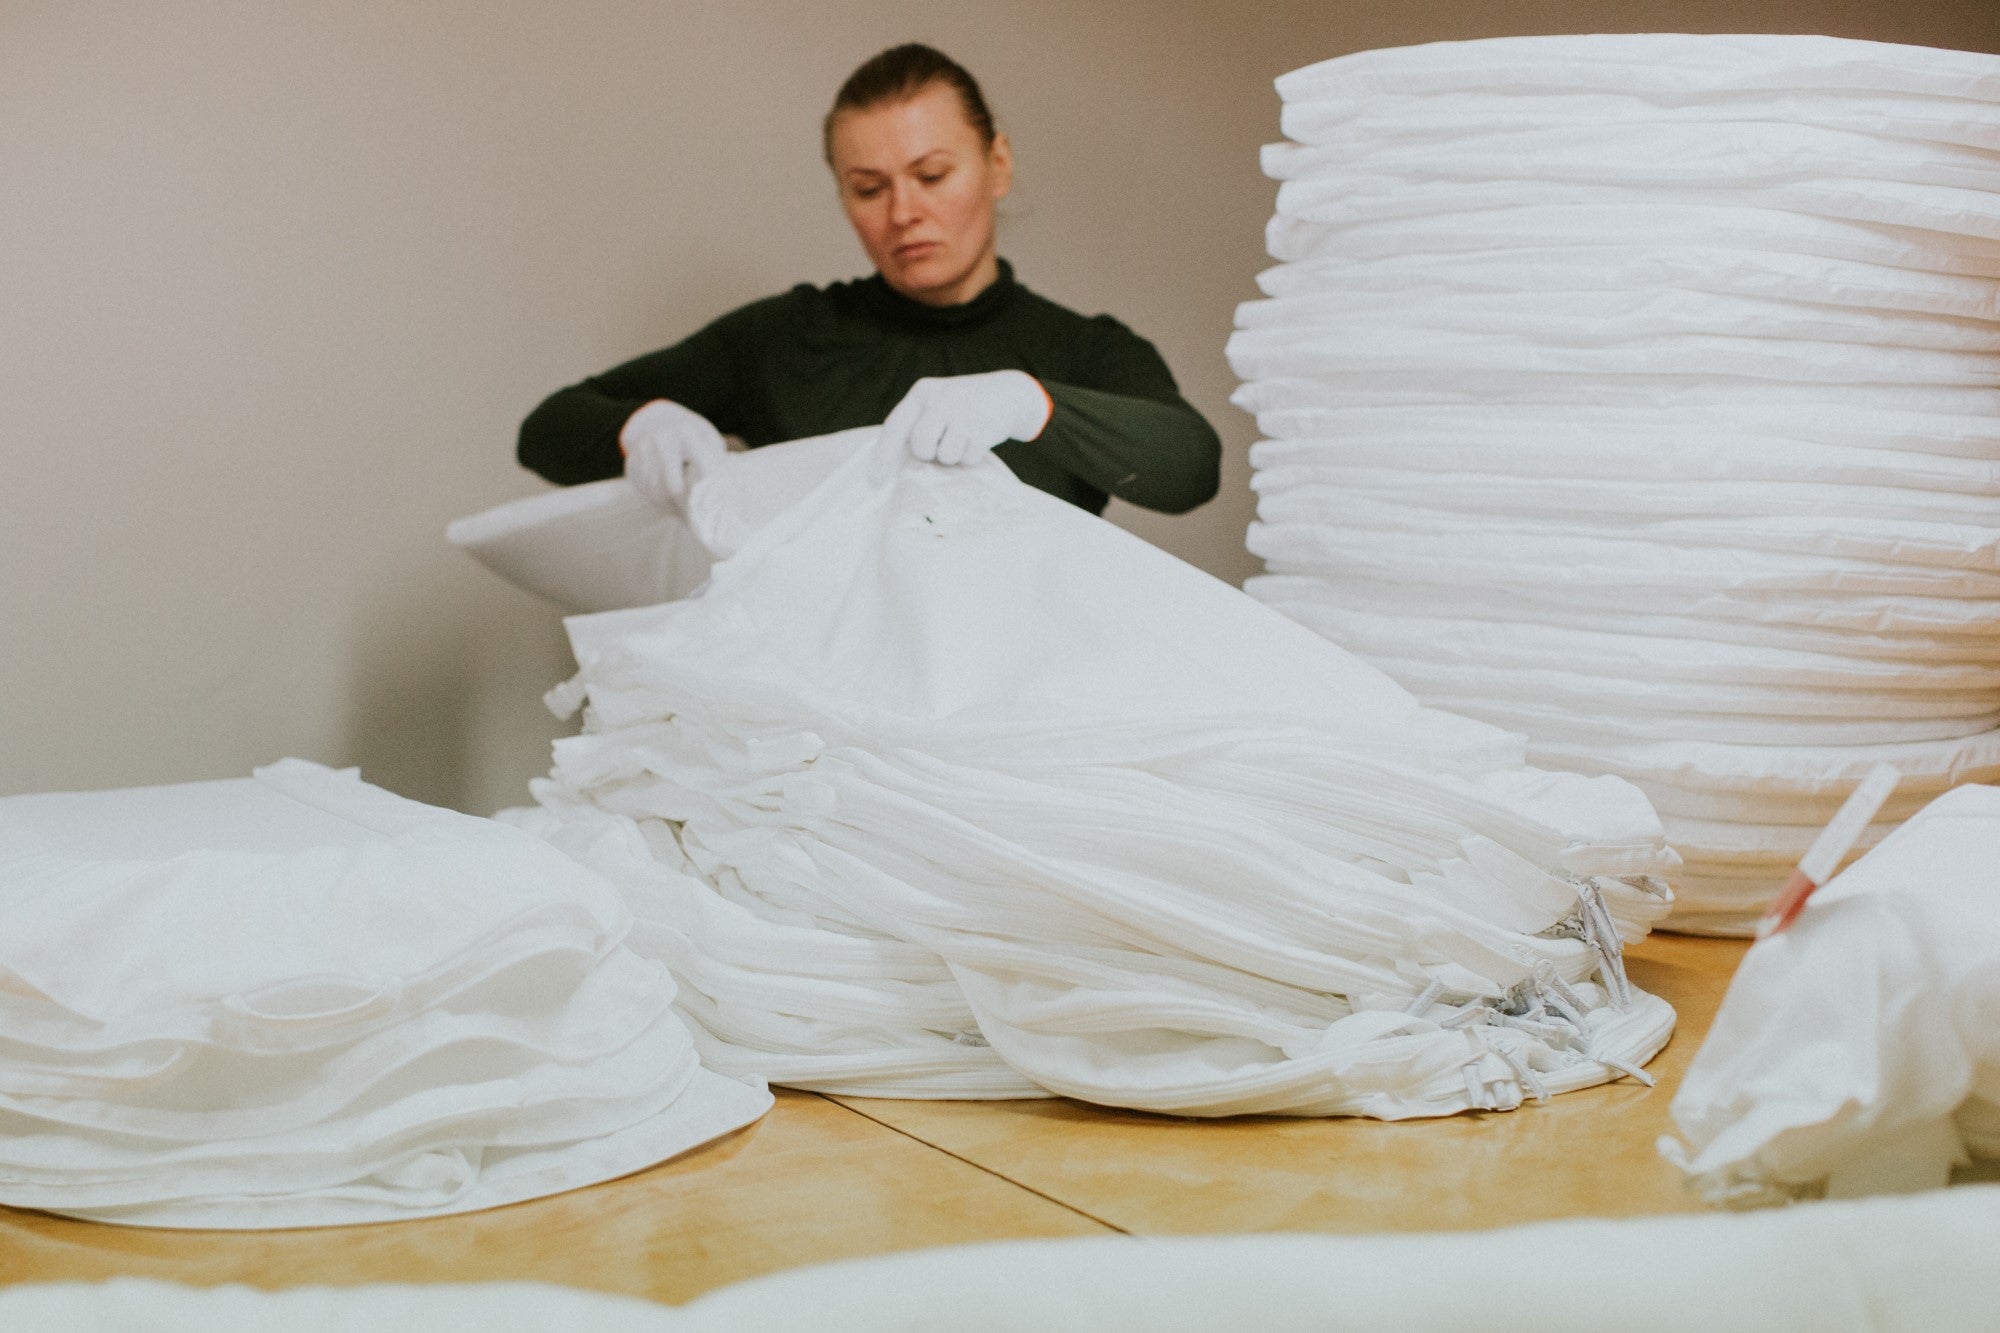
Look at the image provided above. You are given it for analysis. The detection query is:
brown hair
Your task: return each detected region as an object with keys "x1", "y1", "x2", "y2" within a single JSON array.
[{"x1": 823, "y1": 44, "x2": 996, "y2": 164}]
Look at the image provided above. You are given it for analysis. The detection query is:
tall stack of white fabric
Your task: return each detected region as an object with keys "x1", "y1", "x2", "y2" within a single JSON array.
[
  {"x1": 498, "y1": 429, "x2": 1682, "y2": 1118},
  {"x1": 1230, "y1": 34, "x2": 2000, "y2": 934}
]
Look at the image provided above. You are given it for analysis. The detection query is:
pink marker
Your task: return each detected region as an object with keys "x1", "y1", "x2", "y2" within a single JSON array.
[{"x1": 1758, "y1": 763, "x2": 1901, "y2": 939}]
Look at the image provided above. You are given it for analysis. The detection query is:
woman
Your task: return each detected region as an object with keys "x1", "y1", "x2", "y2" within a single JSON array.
[{"x1": 517, "y1": 44, "x2": 1221, "y2": 517}]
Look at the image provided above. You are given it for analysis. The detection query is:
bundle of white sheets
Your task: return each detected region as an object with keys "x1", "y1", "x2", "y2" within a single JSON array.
[
  {"x1": 1663, "y1": 782, "x2": 2000, "y2": 1204},
  {"x1": 0, "y1": 760, "x2": 770, "y2": 1228},
  {"x1": 499, "y1": 429, "x2": 1680, "y2": 1117},
  {"x1": 1229, "y1": 34, "x2": 2000, "y2": 934}
]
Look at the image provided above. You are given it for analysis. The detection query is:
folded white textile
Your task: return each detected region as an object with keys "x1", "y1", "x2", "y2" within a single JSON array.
[
  {"x1": 1533, "y1": 730, "x2": 2000, "y2": 819},
  {"x1": 1254, "y1": 478, "x2": 2000, "y2": 552},
  {"x1": 1262, "y1": 123, "x2": 2000, "y2": 195},
  {"x1": 1663, "y1": 784, "x2": 2000, "y2": 1203},
  {"x1": 1352, "y1": 666, "x2": 2000, "y2": 732},
  {"x1": 1233, "y1": 370, "x2": 2000, "y2": 417},
  {"x1": 1248, "y1": 591, "x2": 2000, "y2": 696},
  {"x1": 1247, "y1": 403, "x2": 2000, "y2": 467},
  {"x1": 1228, "y1": 323, "x2": 2000, "y2": 386},
  {"x1": 1265, "y1": 204, "x2": 2000, "y2": 278},
  {"x1": 1239, "y1": 290, "x2": 2000, "y2": 354},
  {"x1": 1259, "y1": 573, "x2": 2000, "y2": 646},
  {"x1": 1252, "y1": 574, "x2": 2000, "y2": 658},
  {"x1": 506, "y1": 429, "x2": 1679, "y2": 1117},
  {"x1": 1272, "y1": 178, "x2": 2000, "y2": 246},
  {"x1": 1273, "y1": 33, "x2": 2000, "y2": 103},
  {"x1": 1249, "y1": 521, "x2": 2000, "y2": 603},
  {"x1": 1281, "y1": 88, "x2": 2000, "y2": 154},
  {"x1": 1253, "y1": 248, "x2": 2000, "y2": 320},
  {"x1": 0, "y1": 760, "x2": 771, "y2": 1228},
  {"x1": 10, "y1": 1188, "x2": 2000, "y2": 1332}
]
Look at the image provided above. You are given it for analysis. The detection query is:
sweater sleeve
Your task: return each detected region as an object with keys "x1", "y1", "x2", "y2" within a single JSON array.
[
  {"x1": 1028, "y1": 316, "x2": 1222, "y2": 515},
  {"x1": 516, "y1": 311, "x2": 747, "y2": 486}
]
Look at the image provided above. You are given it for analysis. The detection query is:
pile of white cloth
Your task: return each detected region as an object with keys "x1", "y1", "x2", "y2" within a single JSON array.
[
  {"x1": 500, "y1": 429, "x2": 1680, "y2": 1117},
  {"x1": 1228, "y1": 34, "x2": 2000, "y2": 934},
  {"x1": 1663, "y1": 782, "x2": 2000, "y2": 1205},
  {"x1": 0, "y1": 760, "x2": 771, "y2": 1228}
]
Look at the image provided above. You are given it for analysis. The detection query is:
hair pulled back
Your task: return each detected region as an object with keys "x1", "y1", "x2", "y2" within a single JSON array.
[{"x1": 823, "y1": 43, "x2": 996, "y2": 164}]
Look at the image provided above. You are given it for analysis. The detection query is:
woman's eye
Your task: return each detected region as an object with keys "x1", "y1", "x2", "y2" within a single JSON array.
[
  {"x1": 852, "y1": 185, "x2": 884, "y2": 199},
  {"x1": 918, "y1": 173, "x2": 946, "y2": 186}
]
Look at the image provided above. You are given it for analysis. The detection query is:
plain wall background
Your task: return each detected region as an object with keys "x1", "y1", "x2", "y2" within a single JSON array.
[{"x1": 6, "y1": 0, "x2": 1999, "y2": 812}]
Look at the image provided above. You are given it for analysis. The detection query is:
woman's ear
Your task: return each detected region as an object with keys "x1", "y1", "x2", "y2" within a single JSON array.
[{"x1": 988, "y1": 131, "x2": 1014, "y2": 201}]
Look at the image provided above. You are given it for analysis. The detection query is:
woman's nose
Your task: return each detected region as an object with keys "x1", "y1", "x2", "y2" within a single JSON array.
[{"x1": 888, "y1": 180, "x2": 923, "y2": 227}]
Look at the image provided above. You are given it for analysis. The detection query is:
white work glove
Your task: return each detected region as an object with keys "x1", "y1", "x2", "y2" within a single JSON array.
[
  {"x1": 619, "y1": 399, "x2": 728, "y2": 507},
  {"x1": 880, "y1": 370, "x2": 1053, "y2": 467}
]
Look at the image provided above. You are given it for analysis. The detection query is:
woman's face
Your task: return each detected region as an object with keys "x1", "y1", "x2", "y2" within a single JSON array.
[{"x1": 829, "y1": 82, "x2": 1012, "y2": 307}]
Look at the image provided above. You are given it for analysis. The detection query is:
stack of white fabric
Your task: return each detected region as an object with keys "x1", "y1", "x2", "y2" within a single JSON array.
[
  {"x1": 495, "y1": 429, "x2": 1682, "y2": 1118},
  {"x1": 1229, "y1": 34, "x2": 2000, "y2": 934},
  {"x1": 0, "y1": 760, "x2": 771, "y2": 1228}
]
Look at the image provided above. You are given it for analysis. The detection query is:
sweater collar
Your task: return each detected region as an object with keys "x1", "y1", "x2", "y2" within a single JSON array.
[{"x1": 858, "y1": 258, "x2": 1017, "y2": 329}]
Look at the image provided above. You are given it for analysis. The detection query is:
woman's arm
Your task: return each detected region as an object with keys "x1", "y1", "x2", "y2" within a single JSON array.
[
  {"x1": 517, "y1": 317, "x2": 743, "y2": 486},
  {"x1": 1033, "y1": 317, "x2": 1222, "y2": 515}
]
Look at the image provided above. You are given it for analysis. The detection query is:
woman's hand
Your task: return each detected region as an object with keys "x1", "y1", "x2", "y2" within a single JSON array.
[
  {"x1": 880, "y1": 370, "x2": 1053, "y2": 466},
  {"x1": 620, "y1": 400, "x2": 729, "y2": 507}
]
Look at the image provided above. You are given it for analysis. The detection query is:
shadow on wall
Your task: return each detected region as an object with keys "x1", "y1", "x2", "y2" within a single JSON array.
[{"x1": 339, "y1": 559, "x2": 577, "y2": 816}]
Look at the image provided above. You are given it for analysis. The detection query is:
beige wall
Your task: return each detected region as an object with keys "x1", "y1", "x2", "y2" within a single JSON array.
[{"x1": 5, "y1": 1, "x2": 1998, "y2": 812}]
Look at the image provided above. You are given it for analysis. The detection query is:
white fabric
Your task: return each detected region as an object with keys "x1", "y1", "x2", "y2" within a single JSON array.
[
  {"x1": 1262, "y1": 123, "x2": 2000, "y2": 194},
  {"x1": 0, "y1": 760, "x2": 771, "y2": 1229},
  {"x1": 1235, "y1": 369, "x2": 2000, "y2": 417},
  {"x1": 1272, "y1": 182, "x2": 2000, "y2": 250},
  {"x1": 1663, "y1": 784, "x2": 2000, "y2": 1203},
  {"x1": 1252, "y1": 249, "x2": 2000, "y2": 320},
  {"x1": 619, "y1": 400, "x2": 729, "y2": 507},
  {"x1": 501, "y1": 427, "x2": 1679, "y2": 1116},
  {"x1": 1272, "y1": 33, "x2": 2000, "y2": 102},
  {"x1": 445, "y1": 433, "x2": 855, "y2": 614},
  {"x1": 1233, "y1": 34, "x2": 2000, "y2": 934},
  {"x1": 1265, "y1": 205, "x2": 2000, "y2": 279},
  {"x1": 879, "y1": 370, "x2": 1052, "y2": 466},
  {"x1": 1280, "y1": 90, "x2": 2000, "y2": 154},
  {"x1": 10, "y1": 1187, "x2": 2000, "y2": 1331},
  {"x1": 445, "y1": 477, "x2": 710, "y2": 613}
]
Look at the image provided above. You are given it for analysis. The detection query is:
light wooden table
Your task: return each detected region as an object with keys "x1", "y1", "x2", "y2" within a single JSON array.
[{"x1": 0, "y1": 934, "x2": 1746, "y2": 1300}]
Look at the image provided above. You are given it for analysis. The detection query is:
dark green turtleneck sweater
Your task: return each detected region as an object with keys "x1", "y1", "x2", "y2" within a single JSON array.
[{"x1": 517, "y1": 261, "x2": 1222, "y2": 516}]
